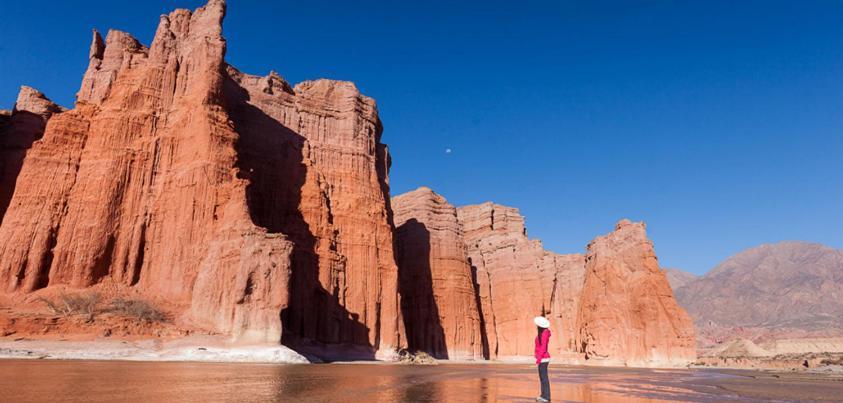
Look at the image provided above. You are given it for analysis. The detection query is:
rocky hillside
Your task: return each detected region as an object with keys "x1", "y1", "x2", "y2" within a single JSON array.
[
  {"x1": 664, "y1": 268, "x2": 697, "y2": 290},
  {"x1": 673, "y1": 242, "x2": 843, "y2": 344}
]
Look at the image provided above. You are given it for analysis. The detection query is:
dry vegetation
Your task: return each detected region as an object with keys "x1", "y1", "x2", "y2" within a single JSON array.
[
  {"x1": 38, "y1": 292, "x2": 100, "y2": 317},
  {"x1": 107, "y1": 298, "x2": 167, "y2": 323},
  {"x1": 37, "y1": 292, "x2": 166, "y2": 323}
]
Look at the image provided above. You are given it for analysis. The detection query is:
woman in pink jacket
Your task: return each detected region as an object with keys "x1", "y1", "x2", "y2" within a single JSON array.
[{"x1": 534, "y1": 316, "x2": 551, "y2": 402}]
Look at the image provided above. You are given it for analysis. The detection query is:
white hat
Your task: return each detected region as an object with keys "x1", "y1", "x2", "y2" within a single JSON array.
[{"x1": 534, "y1": 316, "x2": 550, "y2": 329}]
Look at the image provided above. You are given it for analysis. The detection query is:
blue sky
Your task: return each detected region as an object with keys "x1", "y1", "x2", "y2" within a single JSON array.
[{"x1": 2, "y1": 1, "x2": 841, "y2": 274}]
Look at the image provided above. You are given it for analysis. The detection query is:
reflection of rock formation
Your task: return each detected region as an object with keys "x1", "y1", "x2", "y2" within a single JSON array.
[
  {"x1": 393, "y1": 187, "x2": 484, "y2": 360},
  {"x1": 0, "y1": 0, "x2": 400, "y2": 354},
  {"x1": 577, "y1": 220, "x2": 696, "y2": 366}
]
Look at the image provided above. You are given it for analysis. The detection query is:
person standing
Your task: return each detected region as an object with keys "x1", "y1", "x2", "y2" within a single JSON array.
[{"x1": 534, "y1": 316, "x2": 551, "y2": 402}]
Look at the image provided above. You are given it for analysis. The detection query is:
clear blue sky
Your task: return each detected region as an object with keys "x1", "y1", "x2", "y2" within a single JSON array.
[{"x1": 2, "y1": 1, "x2": 842, "y2": 274}]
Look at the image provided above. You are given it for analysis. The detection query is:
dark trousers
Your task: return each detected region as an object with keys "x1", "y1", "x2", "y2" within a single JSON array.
[{"x1": 538, "y1": 361, "x2": 550, "y2": 400}]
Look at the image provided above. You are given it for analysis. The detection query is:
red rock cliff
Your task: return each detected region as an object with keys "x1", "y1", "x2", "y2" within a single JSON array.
[
  {"x1": 576, "y1": 219, "x2": 696, "y2": 366},
  {"x1": 0, "y1": 0, "x2": 401, "y2": 353},
  {"x1": 392, "y1": 187, "x2": 484, "y2": 360},
  {"x1": 0, "y1": 86, "x2": 64, "y2": 223},
  {"x1": 456, "y1": 202, "x2": 585, "y2": 359},
  {"x1": 0, "y1": 0, "x2": 697, "y2": 366},
  {"x1": 223, "y1": 66, "x2": 401, "y2": 353}
]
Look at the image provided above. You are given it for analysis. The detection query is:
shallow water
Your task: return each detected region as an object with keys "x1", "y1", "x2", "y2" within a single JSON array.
[{"x1": 0, "y1": 360, "x2": 840, "y2": 402}]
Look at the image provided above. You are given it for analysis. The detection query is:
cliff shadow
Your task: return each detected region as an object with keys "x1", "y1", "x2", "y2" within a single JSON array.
[
  {"x1": 395, "y1": 219, "x2": 448, "y2": 359},
  {"x1": 0, "y1": 110, "x2": 47, "y2": 225},
  {"x1": 468, "y1": 258, "x2": 491, "y2": 359},
  {"x1": 223, "y1": 74, "x2": 375, "y2": 361}
]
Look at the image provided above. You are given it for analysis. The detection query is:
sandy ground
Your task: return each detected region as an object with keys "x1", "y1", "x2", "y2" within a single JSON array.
[{"x1": 0, "y1": 336, "x2": 308, "y2": 363}]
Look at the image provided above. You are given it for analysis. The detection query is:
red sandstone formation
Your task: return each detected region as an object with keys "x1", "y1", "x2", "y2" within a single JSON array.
[
  {"x1": 223, "y1": 67, "x2": 401, "y2": 353},
  {"x1": 0, "y1": 0, "x2": 401, "y2": 355},
  {"x1": 456, "y1": 202, "x2": 585, "y2": 360},
  {"x1": 0, "y1": 86, "x2": 64, "y2": 222},
  {"x1": 576, "y1": 219, "x2": 696, "y2": 366},
  {"x1": 392, "y1": 187, "x2": 484, "y2": 360},
  {"x1": 1, "y1": 0, "x2": 698, "y2": 367}
]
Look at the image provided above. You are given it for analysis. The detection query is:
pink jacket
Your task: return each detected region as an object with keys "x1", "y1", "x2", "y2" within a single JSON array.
[{"x1": 534, "y1": 328, "x2": 551, "y2": 364}]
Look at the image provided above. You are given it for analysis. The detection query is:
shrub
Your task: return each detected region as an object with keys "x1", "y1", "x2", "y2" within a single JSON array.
[
  {"x1": 107, "y1": 298, "x2": 167, "y2": 323},
  {"x1": 38, "y1": 292, "x2": 100, "y2": 317}
]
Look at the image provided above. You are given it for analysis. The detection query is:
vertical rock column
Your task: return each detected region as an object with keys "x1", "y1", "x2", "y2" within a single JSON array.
[
  {"x1": 393, "y1": 187, "x2": 484, "y2": 360},
  {"x1": 222, "y1": 68, "x2": 403, "y2": 353}
]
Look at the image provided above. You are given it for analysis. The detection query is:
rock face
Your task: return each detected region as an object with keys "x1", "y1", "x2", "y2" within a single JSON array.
[
  {"x1": 0, "y1": 86, "x2": 64, "y2": 222},
  {"x1": 224, "y1": 66, "x2": 401, "y2": 352},
  {"x1": 675, "y1": 241, "x2": 843, "y2": 345},
  {"x1": 456, "y1": 202, "x2": 585, "y2": 359},
  {"x1": 394, "y1": 196, "x2": 694, "y2": 366},
  {"x1": 0, "y1": 0, "x2": 401, "y2": 354},
  {"x1": 576, "y1": 220, "x2": 696, "y2": 366},
  {"x1": 392, "y1": 187, "x2": 484, "y2": 359}
]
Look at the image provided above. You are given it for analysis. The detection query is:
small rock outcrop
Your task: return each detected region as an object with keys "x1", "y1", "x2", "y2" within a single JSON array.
[
  {"x1": 576, "y1": 220, "x2": 696, "y2": 366},
  {"x1": 393, "y1": 187, "x2": 484, "y2": 360}
]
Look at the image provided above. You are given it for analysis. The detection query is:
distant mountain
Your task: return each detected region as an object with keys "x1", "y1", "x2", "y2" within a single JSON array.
[
  {"x1": 674, "y1": 242, "x2": 843, "y2": 333},
  {"x1": 663, "y1": 268, "x2": 698, "y2": 290}
]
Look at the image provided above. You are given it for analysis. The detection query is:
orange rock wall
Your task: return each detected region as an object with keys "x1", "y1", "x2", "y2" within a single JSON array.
[
  {"x1": 393, "y1": 187, "x2": 484, "y2": 359},
  {"x1": 0, "y1": 87, "x2": 63, "y2": 223},
  {"x1": 576, "y1": 220, "x2": 697, "y2": 366},
  {"x1": 457, "y1": 202, "x2": 585, "y2": 359},
  {"x1": 0, "y1": 0, "x2": 401, "y2": 353},
  {"x1": 396, "y1": 193, "x2": 695, "y2": 366},
  {"x1": 224, "y1": 65, "x2": 401, "y2": 352}
]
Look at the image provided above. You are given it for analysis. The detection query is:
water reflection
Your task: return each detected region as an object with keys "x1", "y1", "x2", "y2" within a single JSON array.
[{"x1": 0, "y1": 360, "x2": 824, "y2": 402}]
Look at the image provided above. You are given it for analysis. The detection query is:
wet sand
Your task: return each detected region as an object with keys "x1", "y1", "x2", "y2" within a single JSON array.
[{"x1": 1, "y1": 360, "x2": 842, "y2": 402}]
